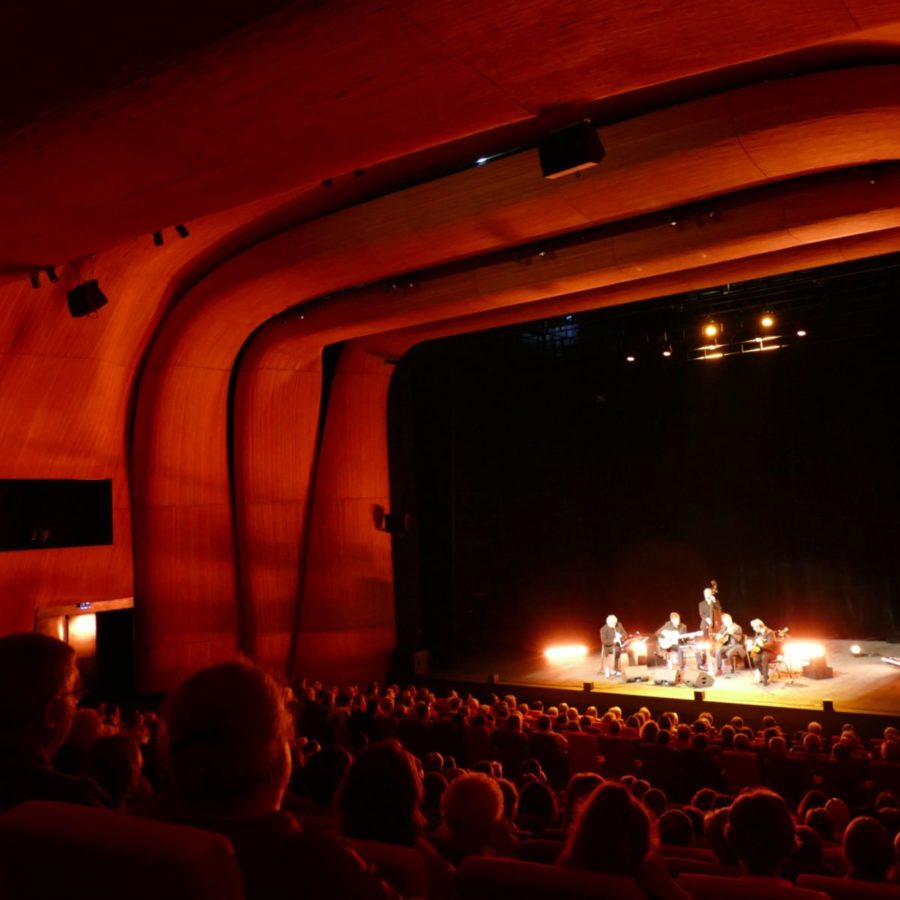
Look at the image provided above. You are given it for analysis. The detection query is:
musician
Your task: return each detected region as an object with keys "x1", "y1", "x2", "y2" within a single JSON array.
[
  {"x1": 599, "y1": 614, "x2": 628, "y2": 677},
  {"x1": 655, "y1": 612, "x2": 688, "y2": 670},
  {"x1": 713, "y1": 613, "x2": 747, "y2": 675},
  {"x1": 748, "y1": 618, "x2": 776, "y2": 686},
  {"x1": 698, "y1": 586, "x2": 722, "y2": 637}
]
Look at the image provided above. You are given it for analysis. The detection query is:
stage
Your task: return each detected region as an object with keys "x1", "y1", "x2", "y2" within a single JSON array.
[{"x1": 430, "y1": 639, "x2": 900, "y2": 721}]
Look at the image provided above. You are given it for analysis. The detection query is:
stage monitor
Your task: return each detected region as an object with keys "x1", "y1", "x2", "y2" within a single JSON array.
[{"x1": 0, "y1": 479, "x2": 113, "y2": 551}]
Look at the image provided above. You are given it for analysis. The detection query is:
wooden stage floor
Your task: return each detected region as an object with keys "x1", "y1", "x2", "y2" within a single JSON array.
[{"x1": 432, "y1": 639, "x2": 900, "y2": 718}]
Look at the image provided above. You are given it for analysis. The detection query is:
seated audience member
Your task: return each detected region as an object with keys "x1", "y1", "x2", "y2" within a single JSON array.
[
  {"x1": 797, "y1": 788, "x2": 828, "y2": 822},
  {"x1": 824, "y1": 797, "x2": 850, "y2": 834},
  {"x1": 658, "y1": 809, "x2": 693, "y2": 848},
  {"x1": 892, "y1": 831, "x2": 900, "y2": 883},
  {"x1": 643, "y1": 787, "x2": 667, "y2": 819},
  {"x1": 515, "y1": 778, "x2": 558, "y2": 835},
  {"x1": 804, "y1": 806, "x2": 835, "y2": 843},
  {"x1": 558, "y1": 782, "x2": 689, "y2": 899},
  {"x1": 149, "y1": 660, "x2": 396, "y2": 900},
  {"x1": 87, "y1": 734, "x2": 146, "y2": 810},
  {"x1": 783, "y1": 825, "x2": 824, "y2": 881},
  {"x1": 292, "y1": 745, "x2": 351, "y2": 823},
  {"x1": 704, "y1": 807, "x2": 740, "y2": 866},
  {"x1": 563, "y1": 772, "x2": 603, "y2": 825},
  {"x1": 433, "y1": 771, "x2": 515, "y2": 863},
  {"x1": 843, "y1": 816, "x2": 894, "y2": 882},
  {"x1": 421, "y1": 771, "x2": 448, "y2": 832},
  {"x1": 0, "y1": 632, "x2": 110, "y2": 810},
  {"x1": 726, "y1": 789, "x2": 798, "y2": 878}
]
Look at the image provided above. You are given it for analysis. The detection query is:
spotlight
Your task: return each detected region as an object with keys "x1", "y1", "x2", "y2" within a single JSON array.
[
  {"x1": 662, "y1": 344, "x2": 673, "y2": 358},
  {"x1": 544, "y1": 644, "x2": 588, "y2": 662},
  {"x1": 152, "y1": 231, "x2": 164, "y2": 246},
  {"x1": 175, "y1": 224, "x2": 190, "y2": 239},
  {"x1": 703, "y1": 321, "x2": 719, "y2": 340},
  {"x1": 796, "y1": 329, "x2": 807, "y2": 337},
  {"x1": 760, "y1": 313, "x2": 775, "y2": 329},
  {"x1": 850, "y1": 644, "x2": 862, "y2": 656},
  {"x1": 626, "y1": 355, "x2": 636, "y2": 363}
]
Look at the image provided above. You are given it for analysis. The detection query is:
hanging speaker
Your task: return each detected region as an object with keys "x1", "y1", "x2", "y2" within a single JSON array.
[
  {"x1": 66, "y1": 280, "x2": 109, "y2": 318},
  {"x1": 538, "y1": 121, "x2": 606, "y2": 179}
]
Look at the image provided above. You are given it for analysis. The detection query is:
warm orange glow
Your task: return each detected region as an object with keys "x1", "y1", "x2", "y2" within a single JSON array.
[
  {"x1": 630, "y1": 639, "x2": 647, "y2": 656},
  {"x1": 782, "y1": 641, "x2": 825, "y2": 666},
  {"x1": 544, "y1": 644, "x2": 588, "y2": 662},
  {"x1": 67, "y1": 613, "x2": 97, "y2": 658},
  {"x1": 703, "y1": 322, "x2": 719, "y2": 339},
  {"x1": 761, "y1": 314, "x2": 775, "y2": 328}
]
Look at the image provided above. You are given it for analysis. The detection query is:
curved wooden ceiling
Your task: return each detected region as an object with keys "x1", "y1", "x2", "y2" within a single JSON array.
[{"x1": 4, "y1": 2, "x2": 900, "y2": 684}]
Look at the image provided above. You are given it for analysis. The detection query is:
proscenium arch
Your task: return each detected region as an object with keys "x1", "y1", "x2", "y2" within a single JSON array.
[{"x1": 132, "y1": 67, "x2": 900, "y2": 690}]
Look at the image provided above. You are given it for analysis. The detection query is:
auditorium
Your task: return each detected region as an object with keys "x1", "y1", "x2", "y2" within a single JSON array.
[{"x1": 0, "y1": 3, "x2": 899, "y2": 897}]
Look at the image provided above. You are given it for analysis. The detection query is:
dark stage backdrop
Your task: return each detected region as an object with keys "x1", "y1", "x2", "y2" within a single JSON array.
[{"x1": 388, "y1": 260, "x2": 900, "y2": 665}]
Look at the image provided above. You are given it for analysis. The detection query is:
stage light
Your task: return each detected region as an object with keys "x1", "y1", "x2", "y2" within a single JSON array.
[
  {"x1": 626, "y1": 355, "x2": 636, "y2": 363},
  {"x1": 760, "y1": 313, "x2": 775, "y2": 329},
  {"x1": 703, "y1": 321, "x2": 719, "y2": 340},
  {"x1": 850, "y1": 644, "x2": 862, "y2": 656},
  {"x1": 544, "y1": 644, "x2": 588, "y2": 662},
  {"x1": 797, "y1": 329, "x2": 807, "y2": 337},
  {"x1": 630, "y1": 639, "x2": 647, "y2": 656},
  {"x1": 695, "y1": 640, "x2": 711, "y2": 653},
  {"x1": 783, "y1": 641, "x2": 826, "y2": 667},
  {"x1": 662, "y1": 344, "x2": 673, "y2": 358}
]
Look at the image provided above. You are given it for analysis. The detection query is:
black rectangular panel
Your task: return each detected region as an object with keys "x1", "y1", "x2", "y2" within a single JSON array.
[{"x1": 0, "y1": 479, "x2": 113, "y2": 551}]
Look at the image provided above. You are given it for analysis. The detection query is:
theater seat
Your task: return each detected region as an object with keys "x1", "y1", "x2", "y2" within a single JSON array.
[
  {"x1": 677, "y1": 873, "x2": 829, "y2": 899},
  {"x1": 515, "y1": 838, "x2": 564, "y2": 864},
  {"x1": 796, "y1": 874, "x2": 900, "y2": 898},
  {"x1": 0, "y1": 800, "x2": 244, "y2": 900},
  {"x1": 457, "y1": 856, "x2": 643, "y2": 899},
  {"x1": 350, "y1": 838, "x2": 429, "y2": 898}
]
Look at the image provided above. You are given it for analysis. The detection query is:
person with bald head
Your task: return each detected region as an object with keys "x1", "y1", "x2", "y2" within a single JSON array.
[{"x1": 0, "y1": 632, "x2": 110, "y2": 810}]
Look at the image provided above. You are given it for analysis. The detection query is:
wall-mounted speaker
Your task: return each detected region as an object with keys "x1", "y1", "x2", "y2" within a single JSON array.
[
  {"x1": 538, "y1": 121, "x2": 606, "y2": 179},
  {"x1": 67, "y1": 280, "x2": 109, "y2": 318}
]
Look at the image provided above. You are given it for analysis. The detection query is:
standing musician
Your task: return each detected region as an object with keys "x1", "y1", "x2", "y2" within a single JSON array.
[
  {"x1": 697, "y1": 585, "x2": 722, "y2": 668},
  {"x1": 713, "y1": 613, "x2": 747, "y2": 675},
  {"x1": 599, "y1": 615, "x2": 629, "y2": 677},
  {"x1": 655, "y1": 612, "x2": 688, "y2": 670},
  {"x1": 748, "y1": 618, "x2": 776, "y2": 686}
]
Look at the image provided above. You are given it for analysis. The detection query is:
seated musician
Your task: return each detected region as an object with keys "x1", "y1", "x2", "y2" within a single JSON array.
[
  {"x1": 655, "y1": 612, "x2": 688, "y2": 670},
  {"x1": 713, "y1": 613, "x2": 747, "y2": 675},
  {"x1": 748, "y1": 618, "x2": 776, "y2": 686},
  {"x1": 598, "y1": 615, "x2": 629, "y2": 677}
]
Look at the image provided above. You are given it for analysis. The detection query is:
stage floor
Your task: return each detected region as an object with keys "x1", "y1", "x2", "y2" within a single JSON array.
[{"x1": 433, "y1": 639, "x2": 900, "y2": 717}]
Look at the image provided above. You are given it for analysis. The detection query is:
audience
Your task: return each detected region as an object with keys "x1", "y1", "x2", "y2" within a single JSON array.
[
  {"x1": 0, "y1": 632, "x2": 109, "y2": 810},
  {"x1": 2, "y1": 635, "x2": 899, "y2": 898}
]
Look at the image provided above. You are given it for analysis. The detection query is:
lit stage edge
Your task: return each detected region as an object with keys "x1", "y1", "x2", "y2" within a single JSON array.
[{"x1": 432, "y1": 640, "x2": 900, "y2": 718}]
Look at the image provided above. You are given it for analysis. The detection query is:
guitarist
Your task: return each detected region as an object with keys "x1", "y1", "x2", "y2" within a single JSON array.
[
  {"x1": 713, "y1": 613, "x2": 747, "y2": 675},
  {"x1": 748, "y1": 618, "x2": 776, "y2": 686},
  {"x1": 599, "y1": 614, "x2": 629, "y2": 677},
  {"x1": 655, "y1": 612, "x2": 688, "y2": 670}
]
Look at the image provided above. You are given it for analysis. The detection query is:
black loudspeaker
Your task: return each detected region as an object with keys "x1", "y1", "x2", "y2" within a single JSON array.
[
  {"x1": 803, "y1": 663, "x2": 834, "y2": 679},
  {"x1": 487, "y1": 673, "x2": 501, "y2": 685},
  {"x1": 624, "y1": 664, "x2": 650, "y2": 683},
  {"x1": 682, "y1": 668, "x2": 715, "y2": 688},
  {"x1": 67, "y1": 280, "x2": 109, "y2": 318},
  {"x1": 538, "y1": 121, "x2": 606, "y2": 179}
]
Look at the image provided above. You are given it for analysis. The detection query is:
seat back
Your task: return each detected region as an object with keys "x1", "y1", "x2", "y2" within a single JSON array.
[
  {"x1": 596, "y1": 736, "x2": 638, "y2": 778},
  {"x1": 516, "y1": 838, "x2": 564, "y2": 864},
  {"x1": 797, "y1": 874, "x2": 900, "y2": 898},
  {"x1": 351, "y1": 838, "x2": 429, "y2": 898},
  {"x1": 457, "y1": 856, "x2": 643, "y2": 900},
  {"x1": 565, "y1": 731, "x2": 600, "y2": 776},
  {"x1": 721, "y1": 749, "x2": 761, "y2": 793},
  {"x1": 677, "y1": 873, "x2": 829, "y2": 899},
  {"x1": 0, "y1": 800, "x2": 244, "y2": 900}
]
